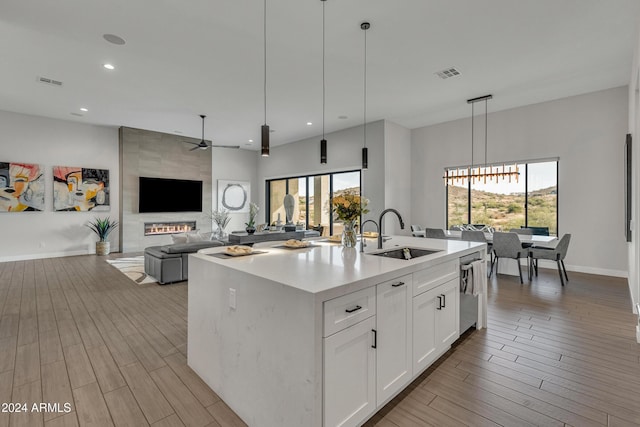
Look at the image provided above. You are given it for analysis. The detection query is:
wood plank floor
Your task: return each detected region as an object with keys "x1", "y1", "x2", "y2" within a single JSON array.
[{"x1": 0, "y1": 255, "x2": 638, "y2": 427}]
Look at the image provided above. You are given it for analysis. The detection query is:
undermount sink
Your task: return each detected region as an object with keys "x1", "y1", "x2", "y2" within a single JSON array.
[{"x1": 369, "y1": 247, "x2": 442, "y2": 260}]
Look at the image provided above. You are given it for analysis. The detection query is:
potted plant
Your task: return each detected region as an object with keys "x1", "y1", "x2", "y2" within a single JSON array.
[
  {"x1": 87, "y1": 217, "x2": 118, "y2": 255},
  {"x1": 245, "y1": 203, "x2": 259, "y2": 235}
]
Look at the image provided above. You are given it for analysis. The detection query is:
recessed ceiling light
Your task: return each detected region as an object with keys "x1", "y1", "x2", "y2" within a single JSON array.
[
  {"x1": 80, "y1": 107, "x2": 88, "y2": 112},
  {"x1": 306, "y1": 122, "x2": 313, "y2": 126},
  {"x1": 338, "y1": 115, "x2": 348, "y2": 119},
  {"x1": 248, "y1": 139, "x2": 254, "y2": 143},
  {"x1": 103, "y1": 63, "x2": 115, "y2": 70},
  {"x1": 103, "y1": 34, "x2": 126, "y2": 45}
]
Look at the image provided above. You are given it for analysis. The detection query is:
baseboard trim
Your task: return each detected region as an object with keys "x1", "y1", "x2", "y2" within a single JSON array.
[
  {"x1": 0, "y1": 249, "x2": 93, "y2": 263},
  {"x1": 532, "y1": 259, "x2": 627, "y2": 278}
]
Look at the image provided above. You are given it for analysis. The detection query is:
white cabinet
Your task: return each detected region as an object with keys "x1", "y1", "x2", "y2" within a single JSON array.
[
  {"x1": 324, "y1": 316, "x2": 376, "y2": 427},
  {"x1": 375, "y1": 275, "x2": 412, "y2": 406},
  {"x1": 412, "y1": 278, "x2": 459, "y2": 374}
]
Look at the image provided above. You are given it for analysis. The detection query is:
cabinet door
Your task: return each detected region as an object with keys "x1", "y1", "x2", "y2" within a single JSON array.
[
  {"x1": 436, "y1": 279, "x2": 460, "y2": 349},
  {"x1": 376, "y1": 275, "x2": 412, "y2": 406},
  {"x1": 412, "y1": 285, "x2": 440, "y2": 374},
  {"x1": 324, "y1": 316, "x2": 376, "y2": 427}
]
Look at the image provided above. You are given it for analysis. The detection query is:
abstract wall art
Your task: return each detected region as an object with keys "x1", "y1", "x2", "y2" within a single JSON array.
[
  {"x1": 0, "y1": 162, "x2": 45, "y2": 212},
  {"x1": 53, "y1": 166, "x2": 110, "y2": 212},
  {"x1": 217, "y1": 180, "x2": 250, "y2": 213}
]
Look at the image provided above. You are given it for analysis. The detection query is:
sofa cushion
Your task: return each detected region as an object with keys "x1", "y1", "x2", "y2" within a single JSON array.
[
  {"x1": 161, "y1": 240, "x2": 224, "y2": 254},
  {"x1": 145, "y1": 246, "x2": 182, "y2": 259},
  {"x1": 171, "y1": 233, "x2": 188, "y2": 244}
]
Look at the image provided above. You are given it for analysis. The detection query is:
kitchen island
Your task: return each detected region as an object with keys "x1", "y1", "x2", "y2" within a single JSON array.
[{"x1": 188, "y1": 236, "x2": 487, "y2": 427}]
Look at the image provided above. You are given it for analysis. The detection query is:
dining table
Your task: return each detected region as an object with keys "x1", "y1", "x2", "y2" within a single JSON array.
[{"x1": 411, "y1": 229, "x2": 558, "y2": 277}]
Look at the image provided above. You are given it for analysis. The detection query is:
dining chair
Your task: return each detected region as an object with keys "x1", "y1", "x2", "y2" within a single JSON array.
[
  {"x1": 492, "y1": 232, "x2": 529, "y2": 283},
  {"x1": 510, "y1": 227, "x2": 532, "y2": 235},
  {"x1": 461, "y1": 230, "x2": 493, "y2": 276},
  {"x1": 529, "y1": 234, "x2": 572, "y2": 286},
  {"x1": 410, "y1": 224, "x2": 423, "y2": 237},
  {"x1": 424, "y1": 228, "x2": 446, "y2": 239}
]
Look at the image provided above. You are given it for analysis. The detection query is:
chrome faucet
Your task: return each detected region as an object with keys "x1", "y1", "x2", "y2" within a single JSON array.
[
  {"x1": 359, "y1": 219, "x2": 379, "y2": 253},
  {"x1": 378, "y1": 209, "x2": 405, "y2": 249}
]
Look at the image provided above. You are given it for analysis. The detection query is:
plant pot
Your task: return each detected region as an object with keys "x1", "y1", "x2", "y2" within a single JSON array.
[
  {"x1": 245, "y1": 226, "x2": 256, "y2": 235},
  {"x1": 96, "y1": 241, "x2": 110, "y2": 256}
]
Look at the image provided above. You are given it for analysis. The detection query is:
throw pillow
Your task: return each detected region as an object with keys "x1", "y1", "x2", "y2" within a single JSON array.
[
  {"x1": 186, "y1": 232, "x2": 205, "y2": 243},
  {"x1": 171, "y1": 233, "x2": 188, "y2": 244}
]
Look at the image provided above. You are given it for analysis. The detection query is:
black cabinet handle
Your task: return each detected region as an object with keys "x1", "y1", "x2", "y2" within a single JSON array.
[
  {"x1": 372, "y1": 329, "x2": 377, "y2": 348},
  {"x1": 441, "y1": 294, "x2": 446, "y2": 308},
  {"x1": 436, "y1": 295, "x2": 442, "y2": 310},
  {"x1": 391, "y1": 281, "x2": 405, "y2": 288},
  {"x1": 345, "y1": 305, "x2": 362, "y2": 314}
]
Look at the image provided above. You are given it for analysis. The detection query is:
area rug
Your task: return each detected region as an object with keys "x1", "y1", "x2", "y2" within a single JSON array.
[{"x1": 106, "y1": 256, "x2": 158, "y2": 285}]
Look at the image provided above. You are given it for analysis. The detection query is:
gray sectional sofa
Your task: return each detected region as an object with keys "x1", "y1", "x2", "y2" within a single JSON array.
[{"x1": 144, "y1": 240, "x2": 225, "y2": 284}]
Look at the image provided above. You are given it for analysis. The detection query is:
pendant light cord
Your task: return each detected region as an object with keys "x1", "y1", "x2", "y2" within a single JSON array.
[
  {"x1": 322, "y1": 0, "x2": 325, "y2": 140},
  {"x1": 471, "y1": 101, "x2": 474, "y2": 168},
  {"x1": 363, "y1": 24, "x2": 367, "y2": 149},
  {"x1": 264, "y1": 0, "x2": 267, "y2": 126},
  {"x1": 484, "y1": 98, "x2": 488, "y2": 168}
]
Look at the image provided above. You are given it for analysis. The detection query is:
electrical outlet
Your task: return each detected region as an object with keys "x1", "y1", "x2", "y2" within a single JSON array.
[{"x1": 229, "y1": 288, "x2": 236, "y2": 310}]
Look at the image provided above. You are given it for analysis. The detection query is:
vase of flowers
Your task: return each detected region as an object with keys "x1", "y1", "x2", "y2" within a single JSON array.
[
  {"x1": 331, "y1": 192, "x2": 369, "y2": 248},
  {"x1": 211, "y1": 209, "x2": 231, "y2": 240},
  {"x1": 245, "y1": 202, "x2": 259, "y2": 234}
]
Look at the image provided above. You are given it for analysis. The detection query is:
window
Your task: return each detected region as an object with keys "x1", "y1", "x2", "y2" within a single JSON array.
[
  {"x1": 266, "y1": 170, "x2": 361, "y2": 236},
  {"x1": 446, "y1": 160, "x2": 558, "y2": 235}
]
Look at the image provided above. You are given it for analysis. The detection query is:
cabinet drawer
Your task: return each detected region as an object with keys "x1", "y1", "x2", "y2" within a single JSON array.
[
  {"x1": 413, "y1": 259, "x2": 459, "y2": 296},
  {"x1": 324, "y1": 287, "x2": 376, "y2": 337}
]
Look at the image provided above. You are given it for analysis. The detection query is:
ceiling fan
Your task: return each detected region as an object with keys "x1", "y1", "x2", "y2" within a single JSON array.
[{"x1": 185, "y1": 115, "x2": 240, "y2": 151}]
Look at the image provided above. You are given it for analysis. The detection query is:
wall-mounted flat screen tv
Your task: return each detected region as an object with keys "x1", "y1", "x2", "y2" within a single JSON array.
[{"x1": 139, "y1": 177, "x2": 203, "y2": 213}]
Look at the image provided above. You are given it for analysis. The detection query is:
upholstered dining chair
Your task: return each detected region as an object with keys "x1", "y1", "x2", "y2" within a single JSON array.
[
  {"x1": 529, "y1": 234, "x2": 572, "y2": 286},
  {"x1": 424, "y1": 228, "x2": 446, "y2": 239},
  {"x1": 492, "y1": 232, "x2": 530, "y2": 283},
  {"x1": 410, "y1": 224, "x2": 423, "y2": 237},
  {"x1": 510, "y1": 227, "x2": 533, "y2": 235},
  {"x1": 461, "y1": 230, "x2": 493, "y2": 276}
]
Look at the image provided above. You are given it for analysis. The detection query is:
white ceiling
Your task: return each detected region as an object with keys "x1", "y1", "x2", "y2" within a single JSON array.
[{"x1": 0, "y1": 0, "x2": 639, "y2": 148}]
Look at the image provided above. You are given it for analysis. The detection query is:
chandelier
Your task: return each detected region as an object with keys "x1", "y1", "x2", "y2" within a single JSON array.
[{"x1": 444, "y1": 95, "x2": 520, "y2": 185}]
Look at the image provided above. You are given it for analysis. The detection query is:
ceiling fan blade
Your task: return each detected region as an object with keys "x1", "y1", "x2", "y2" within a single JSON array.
[
  {"x1": 184, "y1": 141, "x2": 201, "y2": 146},
  {"x1": 189, "y1": 145, "x2": 201, "y2": 151},
  {"x1": 210, "y1": 145, "x2": 240, "y2": 149}
]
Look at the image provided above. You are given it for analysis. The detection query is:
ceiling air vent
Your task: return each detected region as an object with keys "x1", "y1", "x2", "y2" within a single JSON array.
[
  {"x1": 435, "y1": 67, "x2": 461, "y2": 80},
  {"x1": 37, "y1": 76, "x2": 63, "y2": 86}
]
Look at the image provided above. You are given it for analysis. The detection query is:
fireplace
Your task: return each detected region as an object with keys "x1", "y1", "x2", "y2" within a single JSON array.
[{"x1": 144, "y1": 221, "x2": 196, "y2": 236}]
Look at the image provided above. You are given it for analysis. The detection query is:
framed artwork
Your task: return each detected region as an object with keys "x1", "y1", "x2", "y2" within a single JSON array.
[
  {"x1": 0, "y1": 162, "x2": 45, "y2": 212},
  {"x1": 218, "y1": 180, "x2": 250, "y2": 213},
  {"x1": 53, "y1": 166, "x2": 110, "y2": 212}
]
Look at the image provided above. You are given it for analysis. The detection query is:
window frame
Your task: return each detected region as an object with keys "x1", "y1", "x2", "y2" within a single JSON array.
[
  {"x1": 265, "y1": 169, "x2": 362, "y2": 236},
  {"x1": 445, "y1": 158, "x2": 559, "y2": 235}
]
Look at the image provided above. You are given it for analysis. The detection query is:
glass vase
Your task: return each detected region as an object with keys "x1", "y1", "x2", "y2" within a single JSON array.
[{"x1": 342, "y1": 220, "x2": 357, "y2": 248}]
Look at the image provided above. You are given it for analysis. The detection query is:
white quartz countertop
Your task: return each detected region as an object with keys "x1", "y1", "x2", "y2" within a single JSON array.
[{"x1": 192, "y1": 236, "x2": 485, "y2": 298}]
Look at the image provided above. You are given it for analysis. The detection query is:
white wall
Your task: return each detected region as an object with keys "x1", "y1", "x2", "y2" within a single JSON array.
[
  {"x1": 257, "y1": 121, "x2": 388, "y2": 228},
  {"x1": 0, "y1": 110, "x2": 119, "y2": 261},
  {"x1": 412, "y1": 87, "x2": 628, "y2": 277},
  {"x1": 212, "y1": 147, "x2": 260, "y2": 232},
  {"x1": 384, "y1": 121, "x2": 412, "y2": 235}
]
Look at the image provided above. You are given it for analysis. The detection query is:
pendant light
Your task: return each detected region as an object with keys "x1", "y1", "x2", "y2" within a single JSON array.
[
  {"x1": 261, "y1": 0, "x2": 270, "y2": 157},
  {"x1": 443, "y1": 95, "x2": 519, "y2": 185},
  {"x1": 319, "y1": 0, "x2": 327, "y2": 164},
  {"x1": 361, "y1": 22, "x2": 370, "y2": 170}
]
